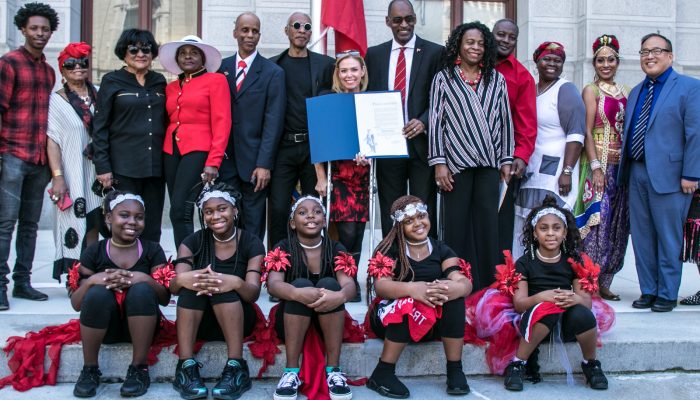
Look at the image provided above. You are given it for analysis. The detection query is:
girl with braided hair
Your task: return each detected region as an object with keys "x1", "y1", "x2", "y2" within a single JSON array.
[
  {"x1": 366, "y1": 195, "x2": 472, "y2": 398},
  {"x1": 170, "y1": 182, "x2": 265, "y2": 400},
  {"x1": 266, "y1": 196, "x2": 356, "y2": 400}
]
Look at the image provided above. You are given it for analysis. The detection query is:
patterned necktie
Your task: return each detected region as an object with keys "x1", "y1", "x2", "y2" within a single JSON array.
[
  {"x1": 236, "y1": 60, "x2": 247, "y2": 91},
  {"x1": 630, "y1": 79, "x2": 655, "y2": 160},
  {"x1": 394, "y1": 47, "x2": 407, "y2": 106}
]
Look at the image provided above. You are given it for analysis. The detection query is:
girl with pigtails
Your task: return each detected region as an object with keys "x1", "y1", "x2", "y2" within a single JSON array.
[{"x1": 365, "y1": 195, "x2": 473, "y2": 398}]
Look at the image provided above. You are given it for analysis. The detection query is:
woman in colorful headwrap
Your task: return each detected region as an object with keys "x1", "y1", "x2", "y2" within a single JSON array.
[
  {"x1": 70, "y1": 190, "x2": 170, "y2": 398},
  {"x1": 574, "y1": 34, "x2": 630, "y2": 301},
  {"x1": 46, "y1": 42, "x2": 102, "y2": 282},
  {"x1": 365, "y1": 195, "x2": 473, "y2": 398},
  {"x1": 513, "y1": 42, "x2": 585, "y2": 259}
]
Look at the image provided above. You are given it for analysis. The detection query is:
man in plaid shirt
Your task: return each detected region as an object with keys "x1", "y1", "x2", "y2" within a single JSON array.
[{"x1": 0, "y1": 2, "x2": 59, "y2": 311}]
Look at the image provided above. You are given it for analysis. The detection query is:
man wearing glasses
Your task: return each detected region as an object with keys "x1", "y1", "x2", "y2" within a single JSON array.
[
  {"x1": 620, "y1": 33, "x2": 700, "y2": 312},
  {"x1": 0, "y1": 3, "x2": 59, "y2": 310},
  {"x1": 218, "y1": 12, "x2": 285, "y2": 241},
  {"x1": 365, "y1": 0, "x2": 443, "y2": 237},
  {"x1": 268, "y1": 12, "x2": 335, "y2": 250}
]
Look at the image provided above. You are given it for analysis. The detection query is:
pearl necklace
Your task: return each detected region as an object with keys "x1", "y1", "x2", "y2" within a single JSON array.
[
  {"x1": 110, "y1": 237, "x2": 137, "y2": 248},
  {"x1": 536, "y1": 249, "x2": 562, "y2": 261},
  {"x1": 406, "y1": 238, "x2": 429, "y2": 246},
  {"x1": 213, "y1": 227, "x2": 237, "y2": 243},
  {"x1": 299, "y1": 239, "x2": 323, "y2": 249}
]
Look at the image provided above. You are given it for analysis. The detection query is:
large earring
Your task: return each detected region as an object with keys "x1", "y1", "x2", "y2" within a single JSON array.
[
  {"x1": 455, "y1": 57, "x2": 462, "y2": 65},
  {"x1": 530, "y1": 242, "x2": 535, "y2": 259}
]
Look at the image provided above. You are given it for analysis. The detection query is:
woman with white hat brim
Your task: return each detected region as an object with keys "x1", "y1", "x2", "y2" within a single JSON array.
[{"x1": 159, "y1": 35, "x2": 222, "y2": 74}]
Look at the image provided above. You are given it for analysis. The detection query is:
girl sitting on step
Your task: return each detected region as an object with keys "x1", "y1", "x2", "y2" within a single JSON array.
[
  {"x1": 70, "y1": 191, "x2": 170, "y2": 398},
  {"x1": 366, "y1": 195, "x2": 473, "y2": 398},
  {"x1": 170, "y1": 183, "x2": 265, "y2": 400}
]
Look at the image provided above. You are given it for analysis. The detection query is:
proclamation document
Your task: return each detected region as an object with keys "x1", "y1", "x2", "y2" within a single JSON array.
[{"x1": 354, "y1": 92, "x2": 408, "y2": 158}]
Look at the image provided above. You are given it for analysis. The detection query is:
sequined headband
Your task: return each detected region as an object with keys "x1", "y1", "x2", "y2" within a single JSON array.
[
  {"x1": 531, "y1": 207, "x2": 567, "y2": 228},
  {"x1": 197, "y1": 190, "x2": 236, "y2": 209},
  {"x1": 290, "y1": 195, "x2": 326, "y2": 218},
  {"x1": 391, "y1": 202, "x2": 428, "y2": 223},
  {"x1": 109, "y1": 194, "x2": 144, "y2": 211}
]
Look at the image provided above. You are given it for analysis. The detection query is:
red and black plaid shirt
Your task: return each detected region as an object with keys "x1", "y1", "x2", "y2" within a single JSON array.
[{"x1": 0, "y1": 47, "x2": 55, "y2": 165}]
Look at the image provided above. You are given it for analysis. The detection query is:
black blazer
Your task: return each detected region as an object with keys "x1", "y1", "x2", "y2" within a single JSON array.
[
  {"x1": 218, "y1": 54, "x2": 286, "y2": 180},
  {"x1": 270, "y1": 49, "x2": 335, "y2": 97},
  {"x1": 365, "y1": 36, "x2": 443, "y2": 162}
]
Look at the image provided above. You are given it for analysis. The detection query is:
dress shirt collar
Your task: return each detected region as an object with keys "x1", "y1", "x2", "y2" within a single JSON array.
[
  {"x1": 392, "y1": 35, "x2": 416, "y2": 52},
  {"x1": 236, "y1": 50, "x2": 258, "y2": 69},
  {"x1": 645, "y1": 66, "x2": 673, "y2": 85},
  {"x1": 18, "y1": 46, "x2": 46, "y2": 62}
]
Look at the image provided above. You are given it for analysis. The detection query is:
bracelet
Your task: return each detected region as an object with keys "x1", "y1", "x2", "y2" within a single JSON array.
[
  {"x1": 590, "y1": 159, "x2": 602, "y2": 171},
  {"x1": 562, "y1": 165, "x2": 574, "y2": 176},
  {"x1": 52, "y1": 169, "x2": 63, "y2": 177}
]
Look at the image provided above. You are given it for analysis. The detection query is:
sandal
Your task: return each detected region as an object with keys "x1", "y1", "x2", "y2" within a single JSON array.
[
  {"x1": 599, "y1": 288, "x2": 621, "y2": 301},
  {"x1": 680, "y1": 290, "x2": 700, "y2": 305}
]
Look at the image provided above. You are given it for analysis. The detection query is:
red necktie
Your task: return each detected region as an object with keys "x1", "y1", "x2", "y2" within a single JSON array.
[
  {"x1": 394, "y1": 47, "x2": 407, "y2": 106},
  {"x1": 236, "y1": 60, "x2": 247, "y2": 91}
]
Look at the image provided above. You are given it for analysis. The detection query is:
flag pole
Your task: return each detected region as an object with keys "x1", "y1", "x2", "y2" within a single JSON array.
[{"x1": 310, "y1": 0, "x2": 326, "y2": 55}]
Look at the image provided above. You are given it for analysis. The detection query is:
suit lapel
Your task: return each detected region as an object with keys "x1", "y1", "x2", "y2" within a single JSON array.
[
  {"x1": 407, "y1": 36, "x2": 425, "y2": 97},
  {"x1": 648, "y1": 71, "x2": 677, "y2": 128},
  {"x1": 236, "y1": 56, "x2": 261, "y2": 98},
  {"x1": 624, "y1": 84, "x2": 641, "y2": 138}
]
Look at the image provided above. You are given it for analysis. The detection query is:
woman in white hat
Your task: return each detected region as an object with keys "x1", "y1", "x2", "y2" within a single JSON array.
[{"x1": 160, "y1": 36, "x2": 232, "y2": 248}]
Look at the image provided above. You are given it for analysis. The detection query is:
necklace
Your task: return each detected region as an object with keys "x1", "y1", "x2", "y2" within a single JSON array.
[
  {"x1": 537, "y1": 78, "x2": 559, "y2": 96},
  {"x1": 213, "y1": 227, "x2": 237, "y2": 243},
  {"x1": 299, "y1": 239, "x2": 323, "y2": 249},
  {"x1": 406, "y1": 238, "x2": 429, "y2": 246},
  {"x1": 597, "y1": 80, "x2": 622, "y2": 98},
  {"x1": 457, "y1": 66, "x2": 482, "y2": 88},
  {"x1": 110, "y1": 237, "x2": 137, "y2": 248},
  {"x1": 536, "y1": 249, "x2": 562, "y2": 261}
]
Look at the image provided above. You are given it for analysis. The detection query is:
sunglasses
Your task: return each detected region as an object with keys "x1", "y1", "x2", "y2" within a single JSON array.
[
  {"x1": 336, "y1": 50, "x2": 361, "y2": 59},
  {"x1": 63, "y1": 57, "x2": 89, "y2": 70},
  {"x1": 127, "y1": 45, "x2": 152, "y2": 55},
  {"x1": 291, "y1": 21, "x2": 312, "y2": 31},
  {"x1": 390, "y1": 15, "x2": 416, "y2": 25}
]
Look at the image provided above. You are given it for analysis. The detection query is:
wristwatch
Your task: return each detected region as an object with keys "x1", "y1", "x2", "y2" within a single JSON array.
[{"x1": 562, "y1": 165, "x2": 574, "y2": 176}]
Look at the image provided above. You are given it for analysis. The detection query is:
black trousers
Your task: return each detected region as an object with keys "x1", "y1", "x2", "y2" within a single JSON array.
[
  {"x1": 523, "y1": 304, "x2": 597, "y2": 342},
  {"x1": 377, "y1": 155, "x2": 437, "y2": 237},
  {"x1": 268, "y1": 141, "x2": 317, "y2": 247},
  {"x1": 275, "y1": 277, "x2": 345, "y2": 341},
  {"x1": 163, "y1": 143, "x2": 208, "y2": 248},
  {"x1": 369, "y1": 296, "x2": 465, "y2": 343},
  {"x1": 443, "y1": 167, "x2": 499, "y2": 291},
  {"x1": 497, "y1": 176, "x2": 521, "y2": 253},
  {"x1": 177, "y1": 287, "x2": 257, "y2": 341},
  {"x1": 219, "y1": 159, "x2": 268, "y2": 241},
  {"x1": 113, "y1": 173, "x2": 165, "y2": 243}
]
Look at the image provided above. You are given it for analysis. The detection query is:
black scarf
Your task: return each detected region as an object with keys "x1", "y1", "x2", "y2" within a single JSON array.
[{"x1": 63, "y1": 81, "x2": 98, "y2": 136}]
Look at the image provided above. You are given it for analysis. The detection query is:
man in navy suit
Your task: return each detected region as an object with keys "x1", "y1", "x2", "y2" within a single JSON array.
[
  {"x1": 365, "y1": 0, "x2": 443, "y2": 237},
  {"x1": 620, "y1": 33, "x2": 700, "y2": 312},
  {"x1": 218, "y1": 12, "x2": 285, "y2": 241}
]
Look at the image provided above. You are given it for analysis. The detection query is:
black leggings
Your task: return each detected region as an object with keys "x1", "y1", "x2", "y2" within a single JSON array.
[
  {"x1": 369, "y1": 296, "x2": 466, "y2": 343},
  {"x1": 275, "y1": 277, "x2": 345, "y2": 341},
  {"x1": 177, "y1": 288, "x2": 257, "y2": 341},
  {"x1": 335, "y1": 222, "x2": 365, "y2": 266},
  {"x1": 163, "y1": 143, "x2": 208, "y2": 248},
  {"x1": 79, "y1": 282, "x2": 159, "y2": 343},
  {"x1": 524, "y1": 304, "x2": 597, "y2": 342}
]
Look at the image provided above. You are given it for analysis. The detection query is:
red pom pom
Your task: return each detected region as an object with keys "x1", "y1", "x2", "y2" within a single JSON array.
[
  {"x1": 458, "y1": 258, "x2": 473, "y2": 282},
  {"x1": 368, "y1": 252, "x2": 395, "y2": 279},
  {"x1": 151, "y1": 258, "x2": 176, "y2": 288},
  {"x1": 67, "y1": 261, "x2": 81, "y2": 292},
  {"x1": 569, "y1": 253, "x2": 600, "y2": 293},
  {"x1": 261, "y1": 247, "x2": 291, "y2": 284},
  {"x1": 493, "y1": 251, "x2": 522, "y2": 297},
  {"x1": 334, "y1": 252, "x2": 358, "y2": 278}
]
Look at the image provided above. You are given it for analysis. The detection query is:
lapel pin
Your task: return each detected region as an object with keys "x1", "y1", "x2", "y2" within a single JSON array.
[
  {"x1": 223, "y1": 71, "x2": 229, "y2": 76},
  {"x1": 417, "y1": 48, "x2": 422, "y2": 52}
]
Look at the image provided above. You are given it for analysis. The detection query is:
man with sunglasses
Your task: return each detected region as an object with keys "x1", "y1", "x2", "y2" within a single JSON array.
[
  {"x1": 619, "y1": 33, "x2": 700, "y2": 312},
  {"x1": 0, "y1": 2, "x2": 59, "y2": 310},
  {"x1": 267, "y1": 12, "x2": 335, "y2": 254},
  {"x1": 218, "y1": 12, "x2": 285, "y2": 241},
  {"x1": 365, "y1": 0, "x2": 443, "y2": 237}
]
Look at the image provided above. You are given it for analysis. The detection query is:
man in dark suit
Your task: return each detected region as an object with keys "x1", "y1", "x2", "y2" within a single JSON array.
[
  {"x1": 268, "y1": 12, "x2": 334, "y2": 248},
  {"x1": 365, "y1": 0, "x2": 443, "y2": 237},
  {"x1": 619, "y1": 33, "x2": 700, "y2": 312},
  {"x1": 219, "y1": 12, "x2": 285, "y2": 241}
]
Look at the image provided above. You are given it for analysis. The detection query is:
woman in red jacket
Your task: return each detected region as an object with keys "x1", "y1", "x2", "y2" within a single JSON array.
[{"x1": 160, "y1": 36, "x2": 232, "y2": 247}]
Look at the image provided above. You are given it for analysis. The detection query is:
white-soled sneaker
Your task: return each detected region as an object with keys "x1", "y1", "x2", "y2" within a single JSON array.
[
  {"x1": 273, "y1": 371, "x2": 301, "y2": 400},
  {"x1": 327, "y1": 368, "x2": 352, "y2": 400}
]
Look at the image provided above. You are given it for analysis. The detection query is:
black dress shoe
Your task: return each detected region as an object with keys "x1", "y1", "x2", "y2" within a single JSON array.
[
  {"x1": 12, "y1": 283, "x2": 48, "y2": 301},
  {"x1": 651, "y1": 298, "x2": 677, "y2": 312},
  {"x1": 0, "y1": 290, "x2": 9, "y2": 311},
  {"x1": 632, "y1": 294, "x2": 656, "y2": 309}
]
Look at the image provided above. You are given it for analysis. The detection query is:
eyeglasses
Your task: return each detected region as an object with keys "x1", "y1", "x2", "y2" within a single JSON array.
[
  {"x1": 336, "y1": 50, "x2": 361, "y2": 59},
  {"x1": 127, "y1": 45, "x2": 152, "y2": 55},
  {"x1": 390, "y1": 15, "x2": 416, "y2": 25},
  {"x1": 63, "y1": 57, "x2": 89, "y2": 70},
  {"x1": 291, "y1": 21, "x2": 312, "y2": 31},
  {"x1": 638, "y1": 48, "x2": 671, "y2": 57}
]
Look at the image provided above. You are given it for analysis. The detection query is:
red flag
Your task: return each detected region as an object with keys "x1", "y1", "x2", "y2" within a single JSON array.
[{"x1": 321, "y1": 0, "x2": 368, "y2": 56}]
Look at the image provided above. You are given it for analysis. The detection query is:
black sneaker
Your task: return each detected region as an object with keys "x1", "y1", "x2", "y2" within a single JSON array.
[
  {"x1": 274, "y1": 371, "x2": 301, "y2": 400},
  {"x1": 73, "y1": 365, "x2": 102, "y2": 398},
  {"x1": 504, "y1": 360, "x2": 525, "y2": 391},
  {"x1": 212, "y1": 359, "x2": 252, "y2": 400},
  {"x1": 327, "y1": 368, "x2": 352, "y2": 400},
  {"x1": 445, "y1": 368, "x2": 470, "y2": 395},
  {"x1": 366, "y1": 373, "x2": 409, "y2": 398},
  {"x1": 173, "y1": 359, "x2": 208, "y2": 399},
  {"x1": 120, "y1": 365, "x2": 150, "y2": 397},
  {"x1": 581, "y1": 360, "x2": 608, "y2": 390}
]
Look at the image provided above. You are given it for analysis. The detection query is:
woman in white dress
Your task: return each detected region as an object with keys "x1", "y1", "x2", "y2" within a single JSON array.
[
  {"x1": 46, "y1": 42, "x2": 102, "y2": 282},
  {"x1": 512, "y1": 42, "x2": 585, "y2": 258}
]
